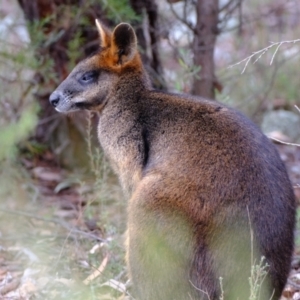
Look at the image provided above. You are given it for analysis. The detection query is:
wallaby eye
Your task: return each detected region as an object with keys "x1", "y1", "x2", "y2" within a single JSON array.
[{"x1": 79, "y1": 71, "x2": 98, "y2": 84}]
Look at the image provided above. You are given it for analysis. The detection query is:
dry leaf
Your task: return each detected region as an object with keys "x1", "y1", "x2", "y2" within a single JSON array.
[
  {"x1": 101, "y1": 279, "x2": 127, "y2": 294},
  {"x1": 54, "y1": 277, "x2": 75, "y2": 288},
  {"x1": 83, "y1": 254, "x2": 109, "y2": 285},
  {"x1": 0, "y1": 278, "x2": 20, "y2": 295},
  {"x1": 32, "y1": 167, "x2": 63, "y2": 182},
  {"x1": 89, "y1": 243, "x2": 104, "y2": 254}
]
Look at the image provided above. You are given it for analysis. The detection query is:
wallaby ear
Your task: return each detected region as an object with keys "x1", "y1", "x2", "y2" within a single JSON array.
[
  {"x1": 95, "y1": 19, "x2": 111, "y2": 48},
  {"x1": 111, "y1": 23, "x2": 137, "y2": 65}
]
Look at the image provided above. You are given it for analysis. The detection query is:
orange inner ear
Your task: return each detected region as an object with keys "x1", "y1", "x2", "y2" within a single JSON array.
[
  {"x1": 95, "y1": 21, "x2": 143, "y2": 72},
  {"x1": 96, "y1": 46, "x2": 143, "y2": 73},
  {"x1": 94, "y1": 44, "x2": 121, "y2": 71}
]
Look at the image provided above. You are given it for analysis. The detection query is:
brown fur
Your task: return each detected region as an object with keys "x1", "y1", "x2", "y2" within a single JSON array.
[{"x1": 49, "y1": 21, "x2": 295, "y2": 300}]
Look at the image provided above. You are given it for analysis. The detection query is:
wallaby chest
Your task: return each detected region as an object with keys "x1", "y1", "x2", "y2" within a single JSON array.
[{"x1": 97, "y1": 95, "x2": 147, "y2": 194}]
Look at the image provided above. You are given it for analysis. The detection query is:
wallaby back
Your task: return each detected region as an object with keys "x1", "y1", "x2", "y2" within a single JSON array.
[{"x1": 49, "y1": 20, "x2": 295, "y2": 300}]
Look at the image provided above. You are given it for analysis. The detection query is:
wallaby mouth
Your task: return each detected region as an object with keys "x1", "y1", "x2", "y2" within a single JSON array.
[
  {"x1": 49, "y1": 91, "x2": 78, "y2": 113},
  {"x1": 49, "y1": 90, "x2": 106, "y2": 113}
]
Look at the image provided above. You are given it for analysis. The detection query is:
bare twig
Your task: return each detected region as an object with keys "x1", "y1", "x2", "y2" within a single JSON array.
[
  {"x1": 0, "y1": 74, "x2": 17, "y2": 83},
  {"x1": 288, "y1": 278, "x2": 300, "y2": 289},
  {"x1": 267, "y1": 137, "x2": 300, "y2": 147},
  {"x1": 0, "y1": 278, "x2": 21, "y2": 295},
  {"x1": 189, "y1": 280, "x2": 211, "y2": 300},
  {"x1": 219, "y1": 0, "x2": 242, "y2": 26},
  {"x1": 247, "y1": 206, "x2": 254, "y2": 267},
  {"x1": 229, "y1": 39, "x2": 300, "y2": 73},
  {"x1": 219, "y1": 0, "x2": 237, "y2": 13},
  {"x1": 251, "y1": 56, "x2": 282, "y2": 119},
  {"x1": 295, "y1": 105, "x2": 300, "y2": 114},
  {"x1": 169, "y1": 2, "x2": 195, "y2": 32},
  {"x1": 86, "y1": 111, "x2": 96, "y2": 174},
  {"x1": 83, "y1": 254, "x2": 109, "y2": 285}
]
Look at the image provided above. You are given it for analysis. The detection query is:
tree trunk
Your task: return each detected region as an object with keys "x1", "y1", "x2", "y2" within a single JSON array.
[
  {"x1": 130, "y1": 0, "x2": 166, "y2": 89},
  {"x1": 192, "y1": 0, "x2": 219, "y2": 99}
]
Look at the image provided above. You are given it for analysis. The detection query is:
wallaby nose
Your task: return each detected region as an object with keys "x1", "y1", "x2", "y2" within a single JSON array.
[{"x1": 49, "y1": 92, "x2": 60, "y2": 107}]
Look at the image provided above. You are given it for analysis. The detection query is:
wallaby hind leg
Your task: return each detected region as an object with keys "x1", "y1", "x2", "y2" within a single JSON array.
[
  {"x1": 127, "y1": 182, "x2": 206, "y2": 299},
  {"x1": 127, "y1": 225, "x2": 216, "y2": 300},
  {"x1": 190, "y1": 221, "x2": 275, "y2": 300}
]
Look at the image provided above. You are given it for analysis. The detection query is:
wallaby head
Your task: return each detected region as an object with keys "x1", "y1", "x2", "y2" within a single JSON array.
[{"x1": 49, "y1": 20, "x2": 146, "y2": 113}]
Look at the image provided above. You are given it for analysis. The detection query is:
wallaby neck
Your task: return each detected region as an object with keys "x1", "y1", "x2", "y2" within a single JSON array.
[
  {"x1": 117, "y1": 66, "x2": 151, "y2": 94},
  {"x1": 97, "y1": 69, "x2": 150, "y2": 196}
]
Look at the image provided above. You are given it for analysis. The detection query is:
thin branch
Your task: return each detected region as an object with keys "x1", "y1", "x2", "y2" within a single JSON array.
[
  {"x1": 169, "y1": 2, "x2": 195, "y2": 32},
  {"x1": 183, "y1": 0, "x2": 189, "y2": 27},
  {"x1": 219, "y1": 0, "x2": 238, "y2": 13},
  {"x1": 268, "y1": 137, "x2": 300, "y2": 147},
  {"x1": 268, "y1": 104, "x2": 300, "y2": 147},
  {"x1": 251, "y1": 56, "x2": 281, "y2": 119},
  {"x1": 219, "y1": 0, "x2": 241, "y2": 25},
  {"x1": 0, "y1": 74, "x2": 17, "y2": 83},
  {"x1": 229, "y1": 39, "x2": 300, "y2": 73},
  {"x1": 83, "y1": 254, "x2": 109, "y2": 285},
  {"x1": 247, "y1": 206, "x2": 254, "y2": 267},
  {"x1": 270, "y1": 43, "x2": 282, "y2": 65},
  {"x1": 189, "y1": 280, "x2": 211, "y2": 300},
  {"x1": 237, "y1": 0, "x2": 243, "y2": 36},
  {"x1": 288, "y1": 278, "x2": 300, "y2": 289}
]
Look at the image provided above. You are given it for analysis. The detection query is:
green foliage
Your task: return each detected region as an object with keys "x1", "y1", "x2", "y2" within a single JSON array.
[
  {"x1": 274, "y1": 67, "x2": 299, "y2": 103},
  {"x1": 0, "y1": 34, "x2": 39, "y2": 164},
  {"x1": 172, "y1": 48, "x2": 201, "y2": 92},
  {"x1": 248, "y1": 257, "x2": 269, "y2": 300},
  {"x1": 0, "y1": 104, "x2": 38, "y2": 161},
  {"x1": 26, "y1": 17, "x2": 59, "y2": 85},
  {"x1": 100, "y1": 0, "x2": 140, "y2": 22},
  {"x1": 67, "y1": 30, "x2": 85, "y2": 70}
]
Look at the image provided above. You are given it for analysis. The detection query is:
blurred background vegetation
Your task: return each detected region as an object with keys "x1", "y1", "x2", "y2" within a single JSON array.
[{"x1": 0, "y1": 0, "x2": 299, "y2": 299}]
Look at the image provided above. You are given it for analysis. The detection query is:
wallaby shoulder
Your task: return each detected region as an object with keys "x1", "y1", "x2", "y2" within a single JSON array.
[{"x1": 137, "y1": 89, "x2": 263, "y2": 150}]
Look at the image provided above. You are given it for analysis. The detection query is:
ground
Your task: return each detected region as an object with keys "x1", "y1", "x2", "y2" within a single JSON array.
[{"x1": 0, "y1": 143, "x2": 299, "y2": 300}]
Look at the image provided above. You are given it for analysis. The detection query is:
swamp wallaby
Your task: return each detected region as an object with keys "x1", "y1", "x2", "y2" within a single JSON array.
[{"x1": 49, "y1": 20, "x2": 295, "y2": 300}]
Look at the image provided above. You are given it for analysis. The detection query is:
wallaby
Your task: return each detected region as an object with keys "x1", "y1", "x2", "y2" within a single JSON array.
[{"x1": 49, "y1": 20, "x2": 295, "y2": 300}]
